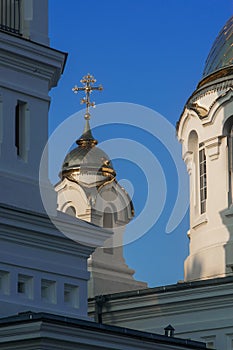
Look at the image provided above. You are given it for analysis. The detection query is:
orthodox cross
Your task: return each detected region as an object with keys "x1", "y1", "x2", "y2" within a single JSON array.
[{"x1": 72, "y1": 73, "x2": 103, "y2": 120}]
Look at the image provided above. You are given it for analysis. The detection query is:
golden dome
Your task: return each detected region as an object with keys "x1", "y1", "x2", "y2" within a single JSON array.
[
  {"x1": 202, "y1": 16, "x2": 233, "y2": 79},
  {"x1": 61, "y1": 120, "x2": 116, "y2": 181}
]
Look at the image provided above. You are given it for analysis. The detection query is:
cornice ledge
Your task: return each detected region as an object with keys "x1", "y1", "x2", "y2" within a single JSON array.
[
  {"x1": 190, "y1": 79, "x2": 233, "y2": 106},
  {"x1": 100, "y1": 292, "x2": 233, "y2": 321},
  {"x1": 192, "y1": 213, "x2": 208, "y2": 229},
  {"x1": 88, "y1": 259, "x2": 135, "y2": 276},
  {"x1": 183, "y1": 151, "x2": 193, "y2": 175},
  {"x1": 177, "y1": 78, "x2": 233, "y2": 134},
  {"x1": 54, "y1": 211, "x2": 112, "y2": 248},
  {"x1": 0, "y1": 32, "x2": 67, "y2": 88},
  {"x1": 0, "y1": 204, "x2": 111, "y2": 250}
]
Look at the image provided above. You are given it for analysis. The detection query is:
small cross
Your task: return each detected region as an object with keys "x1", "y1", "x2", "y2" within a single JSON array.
[{"x1": 72, "y1": 73, "x2": 103, "y2": 120}]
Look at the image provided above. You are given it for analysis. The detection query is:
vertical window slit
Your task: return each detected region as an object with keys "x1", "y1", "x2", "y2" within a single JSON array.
[
  {"x1": 199, "y1": 145, "x2": 207, "y2": 214},
  {"x1": 15, "y1": 100, "x2": 28, "y2": 161}
]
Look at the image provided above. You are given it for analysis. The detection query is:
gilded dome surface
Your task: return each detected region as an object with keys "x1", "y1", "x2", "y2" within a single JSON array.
[
  {"x1": 61, "y1": 117, "x2": 115, "y2": 178},
  {"x1": 62, "y1": 145, "x2": 114, "y2": 173},
  {"x1": 203, "y1": 16, "x2": 233, "y2": 78}
]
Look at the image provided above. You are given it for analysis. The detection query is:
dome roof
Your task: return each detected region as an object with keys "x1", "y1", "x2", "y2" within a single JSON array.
[
  {"x1": 203, "y1": 16, "x2": 233, "y2": 78},
  {"x1": 62, "y1": 145, "x2": 114, "y2": 173},
  {"x1": 61, "y1": 118, "x2": 116, "y2": 179}
]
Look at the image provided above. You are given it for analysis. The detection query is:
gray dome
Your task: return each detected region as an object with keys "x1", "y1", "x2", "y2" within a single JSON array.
[
  {"x1": 61, "y1": 118, "x2": 116, "y2": 180},
  {"x1": 62, "y1": 145, "x2": 115, "y2": 174},
  {"x1": 203, "y1": 16, "x2": 233, "y2": 78}
]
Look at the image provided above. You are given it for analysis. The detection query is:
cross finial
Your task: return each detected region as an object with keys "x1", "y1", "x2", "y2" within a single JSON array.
[{"x1": 72, "y1": 73, "x2": 103, "y2": 120}]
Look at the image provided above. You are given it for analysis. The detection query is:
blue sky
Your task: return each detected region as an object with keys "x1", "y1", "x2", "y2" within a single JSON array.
[{"x1": 48, "y1": 1, "x2": 232, "y2": 287}]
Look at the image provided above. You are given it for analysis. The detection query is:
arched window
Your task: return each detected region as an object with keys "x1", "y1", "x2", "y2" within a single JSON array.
[
  {"x1": 188, "y1": 131, "x2": 199, "y2": 217},
  {"x1": 223, "y1": 116, "x2": 233, "y2": 206},
  {"x1": 103, "y1": 205, "x2": 118, "y2": 229},
  {"x1": 103, "y1": 207, "x2": 113, "y2": 228},
  {"x1": 65, "y1": 206, "x2": 76, "y2": 217},
  {"x1": 199, "y1": 143, "x2": 207, "y2": 214},
  {"x1": 103, "y1": 207, "x2": 115, "y2": 255},
  {"x1": 187, "y1": 131, "x2": 207, "y2": 216}
]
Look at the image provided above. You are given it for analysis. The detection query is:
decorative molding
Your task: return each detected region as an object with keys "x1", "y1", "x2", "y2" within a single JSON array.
[
  {"x1": 177, "y1": 110, "x2": 197, "y2": 141},
  {"x1": 188, "y1": 103, "x2": 208, "y2": 119},
  {"x1": 178, "y1": 79, "x2": 233, "y2": 132},
  {"x1": 205, "y1": 137, "x2": 221, "y2": 160},
  {"x1": 183, "y1": 151, "x2": 194, "y2": 175},
  {"x1": 198, "y1": 67, "x2": 233, "y2": 88},
  {"x1": 192, "y1": 213, "x2": 208, "y2": 229},
  {"x1": 184, "y1": 88, "x2": 233, "y2": 127},
  {"x1": 88, "y1": 259, "x2": 135, "y2": 276},
  {"x1": 191, "y1": 79, "x2": 233, "y2": 106},
  {"x1": 202, "y1": 88, "x2": 233, "y2": 126}
]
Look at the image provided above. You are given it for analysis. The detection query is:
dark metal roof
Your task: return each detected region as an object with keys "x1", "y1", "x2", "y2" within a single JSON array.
[
  {"x1": 89, "y1": 275, "x2": 233, "y2": 302},
  {"x1": 0, "y1": 312, "x2": 206, "y2": 349},
  {"x1": 62, "y1": 145, "x2": 114, "y2": 172}
]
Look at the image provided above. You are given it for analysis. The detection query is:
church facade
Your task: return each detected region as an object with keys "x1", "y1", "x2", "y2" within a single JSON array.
[
  {"x1": 0, "y1": 0, "x2": 111, "y2": 321},
  {"x1": 0, "y1": 1, "x2": 207, "y2": 349},
  {"x1": 88, "y1": 15, "x2": 233, "y2": 350},
  {"x1": 178, "y1": 16, "x2": 233, "y2": 282}
]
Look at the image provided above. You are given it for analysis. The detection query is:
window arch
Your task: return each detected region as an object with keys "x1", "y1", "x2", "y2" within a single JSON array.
[
  {"x1": 103, "y1": 206, "x2": 118, "y2": 229},
  {"x1": 199, "y1": 143, "x2": 207, "y2": 214},
  {"x1": 187, "y1": 131, "x2": 207, "y2": 216},
  {"x1": 103, "y1": 207, "x2": 113, "y2": 228},
  {"x1": 65, "y1": 206, "x2": 76, "y2": 217},
  {"x1": 223, "y1": 116, "x2": 233, "y2": 206},
  {"x1": 188, "y1": 131, "x2": 199, "y2": 216}
]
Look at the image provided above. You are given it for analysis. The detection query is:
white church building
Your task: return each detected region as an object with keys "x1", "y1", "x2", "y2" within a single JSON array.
[
  {"x1": 0, "y1": 1, "x2": 209, "y2": 349},
  {"x1": 0, "y1": 0, "x2": 233, "y2": 349},
  {"x1": 88, "y1": 14, "x2": 233, "y2": 350}
]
